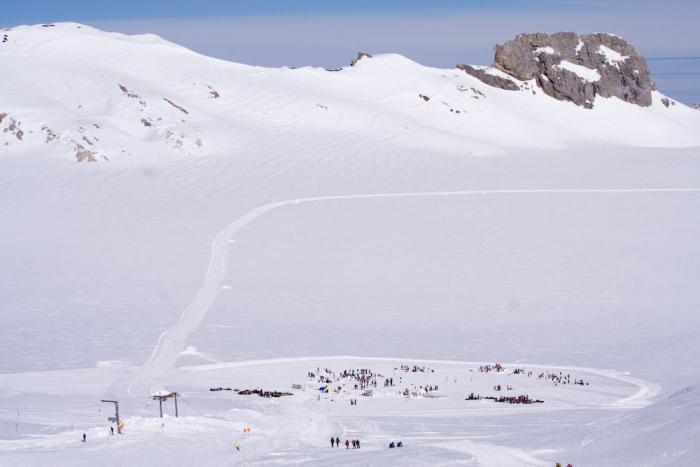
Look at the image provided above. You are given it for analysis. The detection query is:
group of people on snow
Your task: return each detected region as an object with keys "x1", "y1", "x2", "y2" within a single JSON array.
[
  {"x1": 478, "y1": 363, "x2": 504, "y2": 373},
  {"x1": 330, "y1": 437, "x2": 360, "y2": 449},
  {"x1": 538, "y1": 371, "x2": 588, "y2": 387},
  {"x1": 465, "y1": 393, "x2": 544, "y2": 404},
  {"x1": 397, "y1": 364, "x2": 433, "y2": 373},
  {"x1": 308, "y1": 364, "x2": 447, "y2": 402}
]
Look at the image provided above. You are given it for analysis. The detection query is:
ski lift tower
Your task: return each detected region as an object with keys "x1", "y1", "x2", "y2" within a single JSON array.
[
  {"x1": 100, "y1": 399, "x2": 122, "y2": 433},
  {"x1": 152, "y1": 392, "x2": 179, "y2": 418}
]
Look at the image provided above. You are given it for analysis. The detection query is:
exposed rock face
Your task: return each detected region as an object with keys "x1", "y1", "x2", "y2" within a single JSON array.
[
  {"x1": 456, "y1": 64, "x2": 519, "y2": 91},
  {"x1": 693, "y1": 103, "x2": 700, "y2": 110},
  {"x1": 163, "y1": 97, "x2": 189, "y2": 115},
  {"x1": 460, "y1": 32, "x2": 655, "y2": 108},
  {"x1": 350, "y1": 52, "x2": 372, "y2": 67},
  {"x1": 74, "y1": 143, "x2": 96, "y2": 162}
]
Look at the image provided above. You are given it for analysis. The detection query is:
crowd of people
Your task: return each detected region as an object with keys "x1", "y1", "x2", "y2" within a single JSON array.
[
  {"x1": 466, "y1": 393, "x2": 544, "y2": 404},
  {"x1": 492, "y1": 394, "x2": 544, "y2": 404},
  {"x1": 397, "y1": 364, "x2": 434, "y2": 373},
  {"x1": 537, "y1": 371, "x2": 588, "y2": 387},
  {"x1": 478, "y1": 363, "x2": 505, "y2": 373},
  {"x1": 306, "y1": 365, "x2": 445, "y2": 400},
  {"x1": 503, "y1": 366, "x2": 590, "y2": 388},
  {"x1": 236, "y1": 388, "x2": 293, "y2": 398},
  {"x1": 401, "y1": 383, "x2": 440, "y2": 397},
  {"x1": 311, "y1": 367, "x2": 387, "y2": 390}
]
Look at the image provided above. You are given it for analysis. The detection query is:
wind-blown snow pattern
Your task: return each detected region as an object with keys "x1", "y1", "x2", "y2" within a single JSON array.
[{"x1": 1, "y1": 22, "x2": 700, "y2": 467}]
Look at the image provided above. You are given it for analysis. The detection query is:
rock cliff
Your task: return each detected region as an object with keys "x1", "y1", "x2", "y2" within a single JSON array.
[{"x1": 459, "y1": 32, "x2": 655, "y2": 108}]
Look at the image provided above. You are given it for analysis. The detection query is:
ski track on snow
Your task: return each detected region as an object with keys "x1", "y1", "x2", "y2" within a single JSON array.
[{"x1": 124, "y1": 187, "x2": 700, "y2": 396}]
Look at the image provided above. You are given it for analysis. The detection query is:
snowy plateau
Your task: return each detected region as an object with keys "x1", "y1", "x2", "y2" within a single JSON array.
[{"x1": 1, "y1": 23, "x2": 700, "y2": 467}]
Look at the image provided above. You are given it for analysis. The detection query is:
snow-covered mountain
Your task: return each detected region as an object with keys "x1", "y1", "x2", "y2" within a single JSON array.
[
  {"x1": 1, "y1": 23, "x2": 698, "y2": 163},
  {"x1": 1, "y1": 22, "x2": 700, "y2": 467}
]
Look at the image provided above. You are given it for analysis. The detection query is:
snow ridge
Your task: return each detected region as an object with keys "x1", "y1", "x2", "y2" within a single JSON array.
[{"x1": 1, "y1": 23, "x2": 699, "y2": 165}]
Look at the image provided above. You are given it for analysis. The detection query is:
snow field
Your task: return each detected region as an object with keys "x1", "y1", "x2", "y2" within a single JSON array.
[
  {"x1": 0, "y1": 21, "x2": 699, "y2": 467},
  {"x1": 0, "y1": 357, "x2": 656, "y2": 466}
]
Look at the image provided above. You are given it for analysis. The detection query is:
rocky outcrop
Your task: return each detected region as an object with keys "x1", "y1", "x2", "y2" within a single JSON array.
[
  {"x1": 74, "y1": 143, "x2": 96, "y2": 162},
  {"x1": 456, "y1": 64, "x2": 519, "y2": 91},
  {"x1": 350, "y1": 52, "x2": 372, "y2": 67},
  {"x1": 460, "y1": 32, "x2": 655, "y2": 108},
  {"x1": 693, "y1": 103, "x2": 700, "y2": 110},
  {"x1": 2, "y1": 114, "x2": 25, "y2": 140},
  {"x1": 163, "y1": 97, "x2": 189, "y2": 115}
]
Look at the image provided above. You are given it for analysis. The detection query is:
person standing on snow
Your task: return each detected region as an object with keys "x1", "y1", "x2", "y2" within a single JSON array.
[
  {"x1": 82, "y1": 433, "x2": 86, "y2": 443},
  {"x1": 335, "y1": 436, "x2": 340, "y2": 447},
  {"x1": 345, "y1": 439, "x2": 350, "y2": 449},
  {"x1": 330, "y1": 437, "x2": 335, "y2": 447}
]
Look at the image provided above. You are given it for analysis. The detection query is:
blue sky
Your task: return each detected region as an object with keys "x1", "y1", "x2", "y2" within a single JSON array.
[
  {"x1": 2, "y1": 0, "x2": 699, "y2": 104},
  {"x1": 0, "y1": 1, "x2": 624, "y2": 22}
]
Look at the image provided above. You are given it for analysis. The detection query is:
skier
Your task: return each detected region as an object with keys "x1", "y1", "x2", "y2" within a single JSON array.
[
  {"x1": 82, "y1": 433, "x2": 86, "y2": 443},
  {"x1": 330, "y1": 437, "x2": 335, "y2": 448},
  {"x1": 335, "y1": 436, "x2": 340, "y2": 447},
  {"x1": 345, "y1": 439, "x2": 350, "y2": 449},
  {"x1": 110, "y1": 426, "x2": 114, "y2": 436},
  {"x1": 357, "y1": 439, "x2": 361, "y2": 449}
]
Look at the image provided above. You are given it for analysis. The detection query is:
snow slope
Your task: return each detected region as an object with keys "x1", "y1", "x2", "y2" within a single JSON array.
[
  {"x1": 0, "y1": 22, "x2": 699, "y2": 467},
  {"x1": 0, "y1": 23, "x2": 699, "y2": 164},
  {"x1": 124, "y1": 187, "x2": 700, "y2": 398}
]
